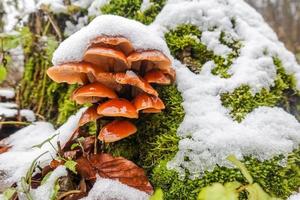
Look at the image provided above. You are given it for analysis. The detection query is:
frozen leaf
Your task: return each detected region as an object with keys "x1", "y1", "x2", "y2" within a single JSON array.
[
  {"x1": 197, "y1": 182, "x2": 241, "y2": 200},
  {"x1": 76, "y1": 153, "x2": 153, "y2": 194}
]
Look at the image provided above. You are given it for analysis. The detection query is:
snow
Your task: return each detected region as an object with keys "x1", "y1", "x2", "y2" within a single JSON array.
[
  {"x1": 64, "y1": 16, "x2": 89, "y2": 37},
  {"x1": 88, "y1": 0, "x2": 109, "y2": 16},
  {"x1": 81, "y1": 177, "x2": 150, "y2": 200},
  {"x1": 140, "y1": 0, "x2": 153, "y2": 12},
  {"x1": 0, "y1": 102, "x2": 36, "y2": 122},
  {"x1": 30, "y1": 166, "x2": 67, "y2": 200},
  {"x1": 37, "y1": 0, "x2": 68, "y2": 14},
  {"x1": 0, "y1": 88, "x2": 15, "y2": 99},
  {"x1": 0, "y1": 108, "x2": 85, "y2": 191},
  {"x1": 288, "y1": 193, "x2": 300, "y2": 200},
  {"x1": 150, "y1": 0, "x2": 300, "y2": 177},
  {"x1": 52, "y1": 15, "x2": 172, "y2": 66}
]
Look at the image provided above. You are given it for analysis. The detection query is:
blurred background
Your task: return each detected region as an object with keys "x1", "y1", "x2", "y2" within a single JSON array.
[{"x1": 246, "y1": 0, "x2": 300, "y2": 62}]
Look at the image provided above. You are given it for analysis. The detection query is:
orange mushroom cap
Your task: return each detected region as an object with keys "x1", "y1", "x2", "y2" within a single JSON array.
[
  {"x1": 83, "y1": 47, "x2": 129, "y2": 72},
  {"x1": 72, "y1": 82, "x2": 118, "y2": 104},
  {"x1": 90, "y1": 36, "x2": 134, "y2": 56},
  {"x1": 46, "y1": 62, "x2": 102, "y2": 85},
  {"x1": 114, "y1": 71, "x2": 158, "y2": 96},
  {"x1": 97, "y1": 98, "x2": 138, "y2": 118},
  {"x1": 79, "y1": 105, "x2": 102, "y2": 127},
  {"x1": 142, "y1": 108, "x2": 162, "y2": 113},
  {"x1": 144, "y1": 69, "x2": 171, "y2": 85},
  {"x1": 127, "y1": 50, "x2": 172, "y2": 73},
  {"x1": 132, "y1": 93, "x2": 165, "y2": 112},
  {"x1": 98, "y1": 120, "x2": 137, "y2": 143},
  {"x1": 94, "y1": 72, "x2": 122, "y2": 91}
]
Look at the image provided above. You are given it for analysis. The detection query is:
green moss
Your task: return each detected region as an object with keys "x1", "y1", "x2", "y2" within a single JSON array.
[
  {"x1": 20, "y1": 27, "x2": 79, "y2": 125},
  {"x1": 165, "y1": 24, "x2": 240, "y2": 77},
  {"x1": 56, "y1": 84, "x2": 80, "y2": 125},
  {"x1": 107, "y1": 84, "x2": 184, "y2": 169},
  {"x1": 101, "y1": 0, "x2": 166, "y2": 25},
  {"x1": 151, "y1": 148, "x2": 300, "y2": 200},
  {"x1": 221, "y1": 58, "x2": 296, "y2": 121}
]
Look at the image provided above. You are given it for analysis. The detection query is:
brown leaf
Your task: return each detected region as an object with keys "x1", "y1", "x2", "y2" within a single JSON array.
[
  {"x1": 76, "y1": 153, "x2": 153, "y2": 194},
  {"x1": 0, "y1": 145, "x2": 10, "y2": 154}
]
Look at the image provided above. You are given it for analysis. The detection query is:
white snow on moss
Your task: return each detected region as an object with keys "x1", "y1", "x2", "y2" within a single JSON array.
[
  {"x1": 0, "y1": 108, "x2": 85, "y2": 191},
  {"x1": 52, "y1": 15, "x2": 172, "y2": 66},
  {"x1": 140, "y1": 0, "x2": 153, "y2": 12},
  {"x1": 288, "y1": 193, "x2": 300, "y2": 200},
  {"x1": 81, "y1": 177, "x2": 149, "y2": 200},
  {"x1": 150, "y1": 0, "x2": 300, "y2": 177},
  {"x1": 87, "y1": 0, "x2": 109, "y2": 16}
]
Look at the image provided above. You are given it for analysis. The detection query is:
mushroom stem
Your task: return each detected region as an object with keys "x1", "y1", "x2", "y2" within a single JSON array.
[{"x1": 94, "y1": 108, "x2": 101, "y2": 154}]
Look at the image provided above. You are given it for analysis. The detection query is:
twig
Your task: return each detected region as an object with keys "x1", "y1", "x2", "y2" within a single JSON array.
[
  {"x1": 0, "y1": 121, "x2": 31, "y2": 126},
  {"x1": 45, "y1": 12, "x2": 63, "y2": 41}
]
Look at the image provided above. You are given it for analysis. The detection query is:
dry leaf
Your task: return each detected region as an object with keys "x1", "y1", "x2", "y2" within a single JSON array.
[
  {"x1": 0, "y1": 145, "x2": 10, "y2": 154},
  {"x1": 76, "y1": 153, "x2": 153, "y2": 194}
]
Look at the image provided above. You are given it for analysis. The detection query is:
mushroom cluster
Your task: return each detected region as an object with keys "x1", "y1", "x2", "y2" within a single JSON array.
[{"x1": 47, "y1": 35, "x2": 175, "y2": 143}]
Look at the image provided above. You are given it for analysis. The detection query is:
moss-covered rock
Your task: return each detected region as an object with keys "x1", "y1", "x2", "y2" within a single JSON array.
[{"x1": 17, "y1": 1, "x2": 300, "y2": 199}]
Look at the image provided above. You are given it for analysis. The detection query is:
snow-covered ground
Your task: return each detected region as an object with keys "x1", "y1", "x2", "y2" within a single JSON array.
[{"x1": 0, "y1": 88, "x2": 35, "y2": 121}]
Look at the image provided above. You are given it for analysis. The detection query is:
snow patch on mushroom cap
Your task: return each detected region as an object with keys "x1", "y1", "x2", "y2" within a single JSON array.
[
  {"x1": 52, "y1": 15, "x2": 172, "y2": 66},
  {"x1": 82, "y1": 177, "x2": 149, "y2": 200}
]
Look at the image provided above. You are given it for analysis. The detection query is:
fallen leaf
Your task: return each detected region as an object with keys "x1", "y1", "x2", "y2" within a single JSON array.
[
  {"x1": 0, "y1": 145, "x2": 10, "y2": 154},
  {"x1": 76, "y1": 153, "x2": 153, "y2": 194}
]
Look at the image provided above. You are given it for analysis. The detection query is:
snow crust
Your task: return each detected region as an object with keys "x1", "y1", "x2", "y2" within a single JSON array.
[
  {"x1": 52, "y1": 15, "x2": 172, "y2": 66},
  {"x1": 81, "y1": 177, "x2": 149, "y2": 200},
  {"x1": 0, "y1": 109, "x2": 85, "y2": 191},
  {"x1": 150, "y1": 0, "x2": 300, "y2": 177},
  {"x1": 167, "y1": 60, "x2": 300, "y2": 177},
  {"x1": 288, "y1": 193, "x2": 300, "y2": 200},
  {"x1": 140, "y1": 0, "x2": 153, "y2": 12},
  {"x1": 0, "y1": 102, "x2": 35, "y2": 122},
  {"x1": 0, "y1": 88, "x2": 15, "y2": 99}
]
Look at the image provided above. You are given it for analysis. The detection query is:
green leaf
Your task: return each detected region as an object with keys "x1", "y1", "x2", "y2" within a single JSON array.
[
  {"x1": 198, "y1": 182, "x2": 241, "y2": 200},
  {"x1": 70, "y1": 143, "x2": 80, "y2": 150},
  {"x1": 3, "y1": 188, "x2": 16, "y2": 200},
  {"x1": 150, "y1": 188, "x2": 164, "y2": 200},
  {"x1": 50, "y1": 180, "x2": 60, "y2": 200},
  {"x1": 227, "y1": 155, "x2": 253, "y2": 184},
  {"x1": 0, "y1": 65, "x2": 7, "y2": 83},
  {"x1": 41, "y1": 172, "x2": 53, "y2": 185},
  {"x1": 64, "y1": 160, "x2": 77, "y2": 174},
  {"x1": 245, "y1": 183, "x2": 282, "y2": 200}
]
